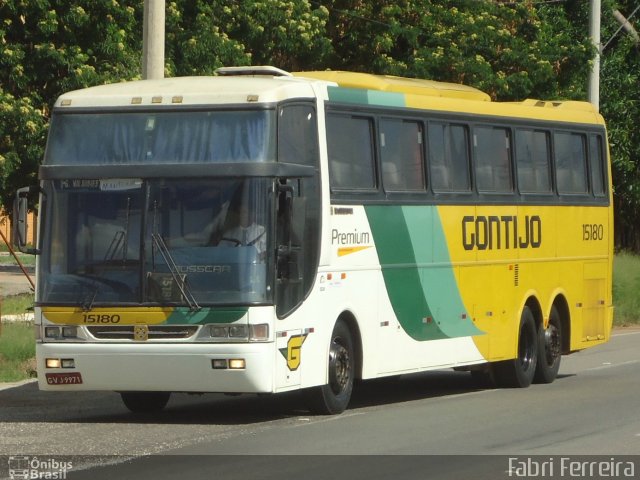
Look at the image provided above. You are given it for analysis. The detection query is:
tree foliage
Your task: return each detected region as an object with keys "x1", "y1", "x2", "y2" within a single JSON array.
[
  {"x1": 0, "y1": 92, "x2": 46, "y2": 203},
  {"x1": 0, "y1": 0, "x2": 639, "y2": 249},
  {"x1": 0, "y1": 0, "x2": 143, "y2": 210},
  {"x1": 320, "y1": 0, "x2": 593, "y2": 100},
  {"x1": 598, "y1": 0, "x2": 640, "y2": 250},
  {"x1": 165, "y1": 0, "x2": 331, "y2": 75}
]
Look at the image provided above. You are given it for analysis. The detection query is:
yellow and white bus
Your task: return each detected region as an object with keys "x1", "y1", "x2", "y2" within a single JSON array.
[{"x1": 16, "y1": 66, "x2": 613, "y2": 414}]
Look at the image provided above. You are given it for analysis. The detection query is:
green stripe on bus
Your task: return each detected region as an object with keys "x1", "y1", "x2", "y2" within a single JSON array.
[
  {"x1": 166, "y1": 307, "x2": 248, "y2": 325},
  {"x1": 365, "y1": 205, "x2": 483, "y2": 340},
  {"x1": 327, "y1": 86, "x2": 406, "y2": 107}
]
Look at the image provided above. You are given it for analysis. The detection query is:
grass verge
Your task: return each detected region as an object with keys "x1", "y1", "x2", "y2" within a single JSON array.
[
  {"x1": 0, "y1": 251, "x2": 36, "y2": 266},
  {"x1": 2, "y1": 293, "x2": 34, "y2": 317},
  {"x1": 613, "y1": 251, "x2": 640, "y2": 326},
  {"x1": 0, "y1": 322, "x2": 36, "y2": 382},
  {"x1": 0, "y1": 293, "x2": 36, "y2": 382}
]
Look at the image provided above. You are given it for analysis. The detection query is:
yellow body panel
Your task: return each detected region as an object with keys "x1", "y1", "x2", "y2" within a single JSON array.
[
  {"x1": 41, "y1": 307, "x2": 173, "y2": 325},
  {"x1": 441, "y1": 203, "x2": 612, "y2": 361}
]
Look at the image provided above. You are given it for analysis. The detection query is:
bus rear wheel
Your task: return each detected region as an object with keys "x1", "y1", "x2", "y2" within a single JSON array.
[
  {"x1": 492, "y1": 307, "x2": 538, "y2": 388},
  {"x1": 306, "y1": 320, "x2": 354, "y2": 415},
  {"x1": 533, "y1": 305, "x2": 562, "y2": 384},
  {"x1": 120, "y1": 391, "x2": 171, "y2": 413}
]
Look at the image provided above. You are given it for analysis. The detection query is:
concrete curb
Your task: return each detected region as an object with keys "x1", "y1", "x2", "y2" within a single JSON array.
[
  {"x1": 0, "y1": 378, "x2": 37, "y2": 391},
  {"x1": 1, "y1": 313, "x2": 35, "y2": 323},
  {"x1": 0, "y1": 264, "x2": 35, "y2": 274}
]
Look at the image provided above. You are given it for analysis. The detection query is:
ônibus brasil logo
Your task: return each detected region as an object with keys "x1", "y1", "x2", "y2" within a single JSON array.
[{"x1": 8, "y1": 456, "x2": 73, "y2": 479}]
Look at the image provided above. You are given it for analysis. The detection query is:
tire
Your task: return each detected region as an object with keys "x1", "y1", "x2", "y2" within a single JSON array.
[
  {"x1": 533, "y1": 305, "x2": 562, "y2": 384},
  {"x1": 120, "y1": 391, "x2": 171, "y2": 413},
  {"x1": 306, "y1": 320, "x2": 355, "y2": 415},
  {"x1": 492, "y1": 307, "x2": 538, "y2": 388}
]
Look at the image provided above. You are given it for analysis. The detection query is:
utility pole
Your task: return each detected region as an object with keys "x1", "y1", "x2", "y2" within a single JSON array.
[
  {"x1": 142, "y1": 0, "x2": 165, "y2": 80},
  {"x1": 588, "y1": 0, "x2": 601, "y2": 110}
]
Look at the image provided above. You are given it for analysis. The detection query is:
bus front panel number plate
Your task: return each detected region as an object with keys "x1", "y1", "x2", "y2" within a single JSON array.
[{"x1": 45, "y1": 372, "x2": 83, "y2": 385}]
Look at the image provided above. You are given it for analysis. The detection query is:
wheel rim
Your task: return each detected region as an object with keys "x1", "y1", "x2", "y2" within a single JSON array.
[
  {"x1": 543, "y1": 322, "x2": 561, "y2": 366},
  {"x1": 328, "y1": 336, "x2": 351, "y2": 396}
]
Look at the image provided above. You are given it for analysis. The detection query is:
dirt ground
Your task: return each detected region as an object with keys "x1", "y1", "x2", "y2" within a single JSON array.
[{"x1": 0, "y1": 267, "x2": 34, "y2": 298}]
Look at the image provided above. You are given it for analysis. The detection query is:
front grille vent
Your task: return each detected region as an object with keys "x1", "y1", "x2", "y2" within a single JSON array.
[{"x1": 87, "y1": 325, "x2": 199, "y2": 340}]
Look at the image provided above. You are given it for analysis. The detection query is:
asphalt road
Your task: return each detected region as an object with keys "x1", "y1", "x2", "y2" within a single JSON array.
[{"x1": 1, "y1": 329, "x2": 638, "y2": 480}]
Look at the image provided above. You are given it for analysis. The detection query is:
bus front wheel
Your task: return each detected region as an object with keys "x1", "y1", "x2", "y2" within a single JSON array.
[
  {"x1": 492, "y1": 307, "x2": 538, "y2": 388},
  {"x1": 305, "y1": 320, "x2": 354, "y2": 415},
  {"x1": 120, "y1": 391, "x2": 171, "y2": 413}
]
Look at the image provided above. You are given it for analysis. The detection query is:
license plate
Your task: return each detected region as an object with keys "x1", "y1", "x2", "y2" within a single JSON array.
[{"x1": 45, "y1": 372, "x2": 83, "y2": 385}]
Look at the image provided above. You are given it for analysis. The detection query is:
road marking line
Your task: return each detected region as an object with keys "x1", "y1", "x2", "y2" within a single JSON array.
[
  {"x1": 612, "y1": 330, "x2": 640, "y2": 337},
  {"x1": 289, "y1": 411, "x2": 366, "y2": 428},
  {"x1": 586, "y1": 360, "x2": 640, "y2": 371}
]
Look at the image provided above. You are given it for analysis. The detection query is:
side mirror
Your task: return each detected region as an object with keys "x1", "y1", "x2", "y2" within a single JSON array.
[{"x1": 14, "y1": 186, "x2": 40, "y2": 254}]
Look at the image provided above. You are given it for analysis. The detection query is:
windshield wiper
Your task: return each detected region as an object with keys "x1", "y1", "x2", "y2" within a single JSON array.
[
  {"x1": 151, "y1": 233, "x2": 201, "y2": 311},
  {"x1": 81, "y1": 286, "x2": 98, "y2": 312},
  {"x1": 104, "y1": 197, "x2": 132, "y2": 263},
  {"x1": 104, "y1": 230, "x2": 125, "y2": 261}
]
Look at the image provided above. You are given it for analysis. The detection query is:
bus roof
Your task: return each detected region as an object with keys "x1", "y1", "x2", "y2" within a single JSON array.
[
  {"x1": 54, "y1": 66, "x2": 604, "y2": 126},
  {"x1": 54, "y1": 75, "x2": 317, "y2": 108},
  {"x1": 294, "y1": 70, "x2": 491, "y2": 102},
  {"x1": 293, "y1": 69, "x2": 603, "y2": 126}
]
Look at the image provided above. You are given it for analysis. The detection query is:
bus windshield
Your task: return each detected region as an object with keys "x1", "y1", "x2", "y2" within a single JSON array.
[
  {"x1": 38, "y1": 178, "x2": 273, "y2": 307},
  {"x1": 44, "y1": 109, "x2": 276, "y2": 165}
]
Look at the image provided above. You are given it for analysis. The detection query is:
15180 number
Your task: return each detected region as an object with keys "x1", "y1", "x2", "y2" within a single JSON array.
[
  {"x1": 582, "y1": 223, "x2": 604, "y2": 241},
  {"x1": 82, "y1": 314, "x2": 121, "y2": 323}
]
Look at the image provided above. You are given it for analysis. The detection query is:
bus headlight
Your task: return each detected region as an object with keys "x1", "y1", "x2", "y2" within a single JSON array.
[
  {"x1": 61, "y1": 358, "x2": 76, "y2": 368},
  {"x1": 62, "y1": 326, "x2": 78, "y2": 338},
  {"x1": 228, "y1": 359, "x2": 246, "y2": 370},
  {"x1": 228, "y1": 324, "x2": 248, "y2": 339},
  {"x1": 210, "y1": 358, "x2": 246, "y2": 370},
  {"x1": 209, "y1": 324, "x2": 269, "y2": 342},
  {"x1": 45, "y1": 327, "x2": 61, "y2": 339},
  {"x1": 43, "y1": 325, "x2": 81, "y2": 341},
  {"x1": 46, "y1": 358, "x2": 61, "y2": 368},
  {"x1": 211, "y1": 326, "x2": 228, "y2": 338},
  {"x1": 45, "y1": 358, "x2": 76, "y2": 368}
]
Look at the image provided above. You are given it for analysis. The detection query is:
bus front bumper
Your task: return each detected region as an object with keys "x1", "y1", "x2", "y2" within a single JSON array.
[{"x1": 36, "y1": 342, "x2": 275, "y2": 393}]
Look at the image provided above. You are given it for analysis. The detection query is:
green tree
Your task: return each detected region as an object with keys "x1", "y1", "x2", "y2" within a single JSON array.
[
  {"x1": 319, "y1": 0, "x2": 593, "y2": 100},
  {"x1": 0, "y1": 0, "x2": 144, "y2": 209},
  {"x1": 598, "y1": 1, "x2": 640, "y2": 250},
  {"x1": 0, "y1": 92, "x2": 47, "y2": 208},
  {"x1": 165, "y1": 0, "x2": 331, "y2": 75}
]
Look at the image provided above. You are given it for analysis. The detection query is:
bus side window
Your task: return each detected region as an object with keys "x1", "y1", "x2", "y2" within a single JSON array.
[
  {"x1": 428, "y1": 123, "x2": 470, "y2": 192},
  {"x1": 474, "y1": 126, "x2": 513, "y2": 193},
  {"x1": 515, "y1": 129, "x2": 552, "y2": 193},
  {"x1": 555, "y1": 132, "x2": 588, "y2": 194},
  {"x1": 589, "y1": 134, "x2": 606, "y2": 196},
  {"x1": 326, "y1": 114, "x2": 376, "y2": 190},
  {"x1": 380, "y1": 119, "x2": 425, "y2": 192},
  {"x1": 278, "y1": 104, "x2": 319, "y2": 167}
]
